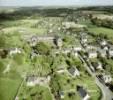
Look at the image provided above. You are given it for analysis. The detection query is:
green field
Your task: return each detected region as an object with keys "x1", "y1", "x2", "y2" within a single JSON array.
[
  {"x1": 88, "y1": 27, "x2": 113, "y2": 38},
  {"x1": 0, "y1": 78, "x2": 21, "y2": 100}
]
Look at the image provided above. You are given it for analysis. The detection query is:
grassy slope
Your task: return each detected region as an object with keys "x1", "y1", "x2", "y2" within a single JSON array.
[
  {"x1": 0, "y1": 78, "x2": 21, "y2": 100},
  {"x1": 88, "y1": 27, "x2": 113, "y2": 38}
]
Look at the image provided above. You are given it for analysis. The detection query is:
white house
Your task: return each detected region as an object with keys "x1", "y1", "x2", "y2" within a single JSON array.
[
  {"x1": 108, "y1": 47, "x2": 113, "y2": 57},
  {"x1": 73, "y1": 46, "x2": 82, "y2": 51},
  {"x1": 59, "y1": 91, "x2": 65, "y2": 99},
  {"x1": 72, "y1": 51, "x2": 78, "y2": 57},
  {"x1": 56, "y1": 68, "x2": 66, "y2": 74},
  {"x1": 100, "y1": 40, "x2": 107, "y2": 46},
  {"x1": 88, "y1": 50, "x2": 97, "y2": 58},
  {"x1": 102, "y1": 74, "x2": 112, "y2": 83},
  {"x1": 68, "y1": 67, "x2": 80, "y2": 77},
  {"x1": 26, "y1": 75, "x2": 51, "y2": 86},
  {"x1": 98, "y1": 49, "x2": 107, "y2": 58},
  {"x1": 9, "y1": 48, "x2": 22, "y2": 55}
]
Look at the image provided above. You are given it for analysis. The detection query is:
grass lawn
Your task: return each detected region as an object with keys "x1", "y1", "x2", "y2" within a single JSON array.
[
  {"x1": 88, "y1": 27, "x2": 113, "y2": 38},
  {"x1": 0, "y1": 77, "x2": 22, "y2": 100}
]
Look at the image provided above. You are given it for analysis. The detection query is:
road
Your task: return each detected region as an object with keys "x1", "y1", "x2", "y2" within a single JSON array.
[{"x1": 78, "y1": 54, "x2": 113, "y2": 100}]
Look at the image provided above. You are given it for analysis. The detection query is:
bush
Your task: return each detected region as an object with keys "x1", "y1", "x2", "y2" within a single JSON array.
[{"x1": 34, "y1": 42, "x2": 51, "y2": 55}]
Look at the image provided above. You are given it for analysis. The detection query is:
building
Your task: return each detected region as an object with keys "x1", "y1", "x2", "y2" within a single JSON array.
[
  {"x1": 56, "y1": 68, "x2": 66, "y2": 74},
  {"x1": 62, "y1": 22, "x2": 87, "y2": 30},
  {"x1": 73, "y1": 46, "x2": 82, "y2": 51},
  {"x1": 68, "y1": 67, "x2": 80, "y2": 77},
  {"x1": 91, "y1": 61, "x2": 103, "y2": 70},
  {"x1": 72, "y1": 51, "x2": 78, "y2": 57},
  {"x1": 59, "y1": 91, "x2": 65, "y2": 99},
  {"x1": 26, "y1": 75, "x2": 51, "y2": 86},
  {"x1": 86, "y1": 45, "x2": 97, "y2": 50},
  {"x1": 99, "y1": 74, "x2": 112, "y2": 84},
  {"x1": 9, "y1": 48, "x2": 22, "y2": 55},
  {"x1": 87, "y1": 50, "x2": 97, "y2": 58},
  {"x1": 100, "y1": 40, "x2": 107, "y2": 46},
  {"x1": 55, "y1": 37, "x2": 63, "y2": 48},
  {"x1": 77, "y1": 86, "x2": 90, "y2": 100},
  {"x1": 30, "y1": 50, "x2": 38, "y2": 59},
  {"x1": 108, "y1": 46, "x2": 113, "y2": 58},
  {"x1": 98, "y1": 49, "x2": 107, "y2": 58}
]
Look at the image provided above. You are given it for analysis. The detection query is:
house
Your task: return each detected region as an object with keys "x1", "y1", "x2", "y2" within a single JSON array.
[
  {"x1": 108, "y1": 45, "x2": 113, "y2": 58},
  {"x1": 56, "y1": 68, "x2": 66, "y2": 74},
  {"x1": 9, "y1": 48, "x2": 22, "y2": 55},
  {"x1": 86, "y1": 45, "x2": 96, "y2": 50},
  {"x1": 73, "y1": 46, "x2": 82, "y2": 51},
  {"x1": 55, "y1": 37, "x2": 63, "y2": 48},
  {"x1": 99, "y1": 74, "x2": 112, "y2": 83},
  {"x1": 98, "y1": 49, "x2": 107, "y2": 58},
  {"x1": 100, "y1": 40, "x2": 107, "y2": 46},
  {"x1": 77, "y1": 86, "x2": 90, "y2": 100},
  {"x1": 26, "y1": 75, "x2": 51, "y2": 86},
  {"x1": 72, "y1": 51, "x2": 78, "y2": 57},
  {"x1": 80, "y1": 34, "x2": 88, "y2": 43},
  {"x1": 62, "y1": 22, "x2": 87, "y2": 30},
  {"x1": 59, "y1": 91, "x2": 65, "y2": 99},
  {"x1": 91, "y1": 61, "x2": 103, "y2": 70},
  {"x1": 28, "y1": 35, "x2": 38, "y2": 46},
  {"x1": 61, "y1": 48, "x2": 72, "y2": 54},
  {"x1": 30, "y1": 50, "x2": 38, "y2": 59},
  {"x1": 68, "y1": 67, "x2": 80, "y2": 77},
  {"x1": 87, "y1": 50, "x2": 97, "y2": 58}
]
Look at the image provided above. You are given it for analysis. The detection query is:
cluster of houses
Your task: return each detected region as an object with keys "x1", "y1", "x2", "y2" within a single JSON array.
[
  {"x1": 80, "y1": 32, "x2": 113, "y2": 59},
  {"x1": 80, "y1": 32, "x2": 113, "y2": 84},
  {"x1": 62, "y1": 22, "x2": 87, "y2": 30}
]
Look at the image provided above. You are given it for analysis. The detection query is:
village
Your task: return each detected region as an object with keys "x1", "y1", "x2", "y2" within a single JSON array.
[{"x1": 0, "y1": 7, "x2": 113, "y2": 100}]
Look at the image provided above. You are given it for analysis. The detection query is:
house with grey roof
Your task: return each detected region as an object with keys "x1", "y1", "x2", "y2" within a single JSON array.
[
  {"x1": 98, "y1": 73, "x2": 112, "y2": 84},
  {"x1": 98, "y1": 49, "x2": 107, "y2": 58},
  {"x1": 68, "y1": 67, "x2": 80, "y2": 77},
  {"x1": 108, "y1": 45, "x2": 113, "y2": 58},
  {"x1": 77, "y1": 85, "x2": 90, "y2": 100},
  {"x1": 59, "y1": 91, "x2": 65, "y2": 99},
  {"x1": 91, "y1": 61, "x2": 103, "y2": 70}
]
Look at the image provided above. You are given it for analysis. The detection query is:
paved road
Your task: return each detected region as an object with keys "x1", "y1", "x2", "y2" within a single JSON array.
[{"x1": 78, "y1": 54, "x2": 113, "y2": 100}]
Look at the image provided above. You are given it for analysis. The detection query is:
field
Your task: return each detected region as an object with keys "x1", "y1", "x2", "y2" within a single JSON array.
[
  {"x1": 88, "y1": 27, "x2": 113, "y2": 38},
  {"x1": 0, "y1": 74, "x2": 22, "y2": 100}
]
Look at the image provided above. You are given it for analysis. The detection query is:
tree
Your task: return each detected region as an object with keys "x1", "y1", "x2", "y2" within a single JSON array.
[
  {"x1": 34, "y1": 42, "x2": 51, "y2": 55},
  {"x1": 0, "y1": 33, "x2": 7, "y2": 48}
]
